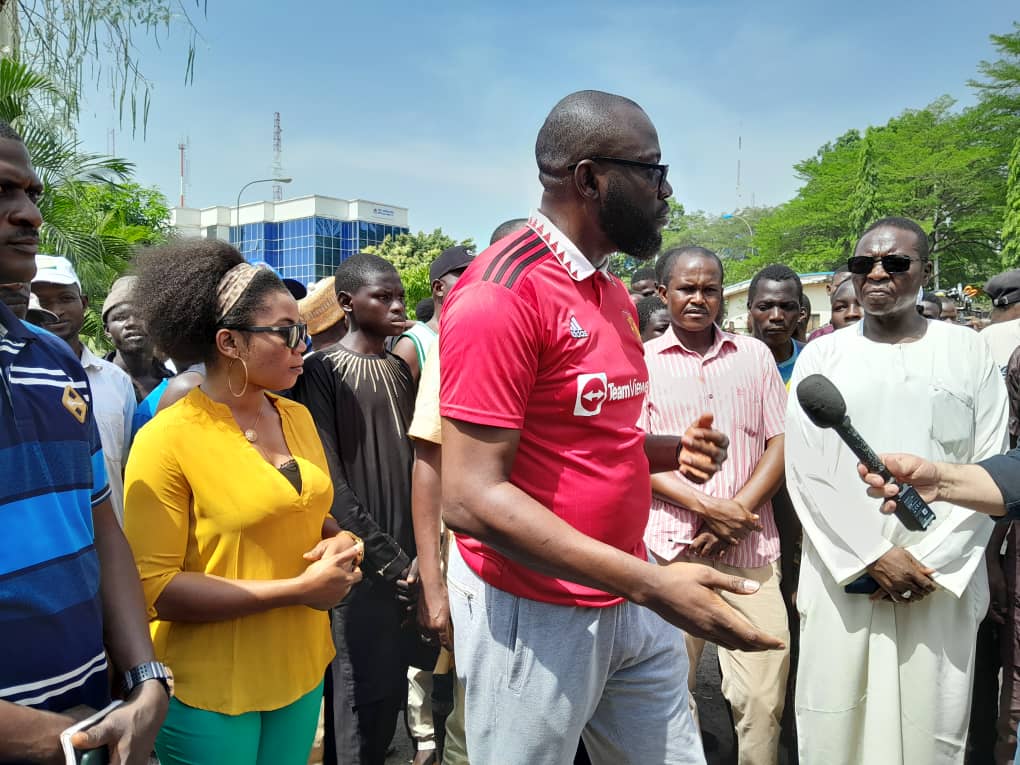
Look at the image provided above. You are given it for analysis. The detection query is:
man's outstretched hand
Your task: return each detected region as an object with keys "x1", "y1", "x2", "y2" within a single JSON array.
[
  {"x1": 644, "y1": 561, "x2": 785, "y2": 652},
  {"x1": 857, "y1": 454, "x2": 940, "y2": 514},
  {"x1": 678, "y1": 413, "x2": 729, "y2": 484}
]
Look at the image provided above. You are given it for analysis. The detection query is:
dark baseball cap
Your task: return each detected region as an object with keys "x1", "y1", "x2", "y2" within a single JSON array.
[
  {"x1": 250, "y1": 260, "x2": 307, "y2": 300},
  {"x1": 429, "y1": 245, "x2": 474, "y2": 283},
  {"x1": 986, "y1": 269, "x2": 1020, "y2": 308}
]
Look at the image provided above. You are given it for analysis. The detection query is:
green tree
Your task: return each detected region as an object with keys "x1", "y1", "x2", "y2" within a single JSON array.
[
  {"x1": 0, "y1": 0, "x2": 205, "y2": 133},
  {"x1": 972, "y1": 22, "x2": 1020, "y2": 110},
  {"x1": 608, "y1": 201, "x2": 773, "y2": 283},
  {"x1": 729, "y1": 129, "x2": 865, "y2": 285},
  {"x1": 362, "y1": 229, "x2": 474, "y2": 319},
  {"x1": 744, "y1": 100, "x2": 1005, "y2": 289},
  {"x1": 971, "y1": 21, "x2": 1020, "y2": 273},
  {"x1": 872, "y1": 101, "x2": 1003, "y2": 288},
  {"x1": 398, "y1": 263, "x2": 432, "y2": 320},
  {"x1": 847, "y1": 131, "x2": 879, "y2": 241},
  {"x1": 970, "y1": 21, "x2": 1020, "y2": 158},
  {"x1": 667, "y1": 206, "x2": 772, "y2": 262},
  {"x1": 77, "y1": 181, "x2": 171, "y2": 245},
  {"x1": 0, "y1": 58, "x2": 147, "y2": 348},
  {"x1": 0, "y1": 61, "x2": 133, "y2": 272},
  {"x1": 363, "y1": 229, "x2": 474, "y2": 272},
  {"x1": 1003, "y1": 134, "x2": 1020, "y2": 268}
]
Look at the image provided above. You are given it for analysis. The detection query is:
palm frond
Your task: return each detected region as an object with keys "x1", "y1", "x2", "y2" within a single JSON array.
[
  {"x1": 0, "y1": 57, "x2": 148, "y2": 347},
  {"x1": 0, "y1": 57, "x2": 61, "y2": 124}
]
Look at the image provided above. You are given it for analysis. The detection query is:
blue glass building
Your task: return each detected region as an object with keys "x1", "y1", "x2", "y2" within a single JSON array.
[
  {"x1": 228, "y1": 217, "x2": 408, "y2": 284},
  {"x1": 171, "y1": 195, "x2": 410, "y2": 286}
]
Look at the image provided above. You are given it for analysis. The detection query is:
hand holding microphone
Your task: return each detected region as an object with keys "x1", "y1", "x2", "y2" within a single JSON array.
[
  {"x1": 857, "y1": 453, "x2": 942, "y2": 514},
  {"x1": 796, "y1": 374, "x2": 936, "y2": 532}
]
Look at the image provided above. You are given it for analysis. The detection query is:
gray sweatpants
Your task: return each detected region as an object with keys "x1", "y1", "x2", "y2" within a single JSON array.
[{"x1": 447, "y1": 544, "x2": 705, "y2": 765}]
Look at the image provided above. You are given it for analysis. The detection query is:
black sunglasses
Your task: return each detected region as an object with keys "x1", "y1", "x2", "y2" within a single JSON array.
[
  {"x1": 568, "y1": 156, "x2": 669, "y2": 195},
  {"x1": 847, "y1": 254, "x2": 922, "y2": 275},
  {"x1": 222, "y1": 323, "x2": 308, "y2": 350}
]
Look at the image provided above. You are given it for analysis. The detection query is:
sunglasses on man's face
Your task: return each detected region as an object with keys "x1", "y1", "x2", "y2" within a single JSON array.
[
  {"x1": 567, "y1": 156, "x2": 670, "y2": 196},
  {"x1": 222, "y1": 323, "x2": 308, "y2": 350},
  {"x1": 847, "y1": 254, "x2": 921, "y2": 275}
]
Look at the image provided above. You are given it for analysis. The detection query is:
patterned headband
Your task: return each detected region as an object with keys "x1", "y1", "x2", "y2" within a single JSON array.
[{"x1": 216, "y1": 262, "x2": 260, "y2": 321}]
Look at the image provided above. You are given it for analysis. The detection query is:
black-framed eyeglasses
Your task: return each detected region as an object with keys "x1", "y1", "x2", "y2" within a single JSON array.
[
  {"x1": 567, "y1": 156, "x2": 670, "y2": 195},
  {"x1": 222, "y1": 323, "x2": 308, "y2": 350},
  {"x1": 847, "y1": 254, "x2": 922, "y2": 275}
]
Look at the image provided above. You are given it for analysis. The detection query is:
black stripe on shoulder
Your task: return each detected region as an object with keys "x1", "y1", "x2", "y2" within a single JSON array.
[
  {"x1": 504, "y1": 249, "x2": 552, "y2": 288},
  {"x1": 482, "y1": 229, "x2": 538, "y2": 282},
  {"x1": 491, "y1": 240, "x2": 551, "y2": 286}
]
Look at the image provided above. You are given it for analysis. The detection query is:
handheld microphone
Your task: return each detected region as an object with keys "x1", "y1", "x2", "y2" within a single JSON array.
[{"x1": 796, "y1": 373, "x2": 935, "y2": 532}]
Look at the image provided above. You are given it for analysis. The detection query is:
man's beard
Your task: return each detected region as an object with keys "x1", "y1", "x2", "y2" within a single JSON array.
[{"x1": 598, "y1": 179, "x2": 662, "y2": 261}]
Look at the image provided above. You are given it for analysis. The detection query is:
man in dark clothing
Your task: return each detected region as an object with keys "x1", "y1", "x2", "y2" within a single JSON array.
[{"x1": 290, "y1": 253, "x2": 422, "y2": 765}]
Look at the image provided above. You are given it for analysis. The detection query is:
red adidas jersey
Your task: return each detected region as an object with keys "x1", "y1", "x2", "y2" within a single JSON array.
[{"x1": 439, "y1": 211, "x2": 651, "y2": 607}]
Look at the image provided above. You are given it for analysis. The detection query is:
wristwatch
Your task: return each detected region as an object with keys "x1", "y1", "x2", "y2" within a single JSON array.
[{"x1": 123, "y1": 661, "x2": 173, "y2": 698}]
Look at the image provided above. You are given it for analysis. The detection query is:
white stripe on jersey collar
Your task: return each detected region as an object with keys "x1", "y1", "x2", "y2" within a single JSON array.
[{"x1": 529, "y1": 209, "x2": 612, "y2": 282}]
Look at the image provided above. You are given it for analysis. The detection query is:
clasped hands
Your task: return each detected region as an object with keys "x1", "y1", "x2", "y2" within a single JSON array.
[
  {"x1": 673, "y1": 413, "x2": 760, "y2": 556},
  {"x1": 866, "y1": 547, "x2": 937, "y2": 604},
  {"x1": 300, "y1": 531, "x2": 364, "y2": 610}
]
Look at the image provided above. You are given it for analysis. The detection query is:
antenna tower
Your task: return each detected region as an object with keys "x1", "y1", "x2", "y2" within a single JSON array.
[
  {"x1": 735, "y1": 130, "x2": 742, "y2": 208},
  {"x1": 177, "y1": 138, "x2": 190, "y2": 207},
  {"x1": 272, "y1": 112, "x2": 283, "y2": 201}
]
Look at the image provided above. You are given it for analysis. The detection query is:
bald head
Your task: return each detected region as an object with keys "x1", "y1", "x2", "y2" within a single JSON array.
[
  {"x1": 490, "y1": 218, "x2": 528, "y2": 245},
  {"x1": 535, "y1": 90, "x2": 651, "y2": 188}
]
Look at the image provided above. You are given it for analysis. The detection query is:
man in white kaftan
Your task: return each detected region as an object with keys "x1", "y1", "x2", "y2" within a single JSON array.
[{"x1": 784, "y1": 218, "x2": 1009, "y2": 765}]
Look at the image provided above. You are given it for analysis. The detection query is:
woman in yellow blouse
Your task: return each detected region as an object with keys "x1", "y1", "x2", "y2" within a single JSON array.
[{"x1": 124, "y1": 240, "x2": 362, "y2": 765}]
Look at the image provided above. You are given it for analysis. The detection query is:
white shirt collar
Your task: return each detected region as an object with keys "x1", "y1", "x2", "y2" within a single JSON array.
[
  {"x1": 528, "y1": 209, "x2": 612, "y2": 282},
  {"x1": 79, "y1": 343, "x2": 103, "y2": 371}
]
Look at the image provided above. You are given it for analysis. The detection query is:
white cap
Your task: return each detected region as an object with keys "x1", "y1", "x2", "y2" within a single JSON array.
[{"x1": 32, "y1": 254, "x2": 81, "y2": 289}]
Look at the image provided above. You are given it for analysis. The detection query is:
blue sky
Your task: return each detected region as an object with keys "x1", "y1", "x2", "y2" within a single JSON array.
[{"x1": 76, "y1": 0, "x2": 1018, "y2": 246}]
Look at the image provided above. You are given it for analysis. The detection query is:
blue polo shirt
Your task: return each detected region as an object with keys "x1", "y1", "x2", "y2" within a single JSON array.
[
  {"x1": 0, "y1": 300, "x2": 111, "y2": 712},
  {"x1": 777, "y1": 338, "x2": 803, "y2": 387}
]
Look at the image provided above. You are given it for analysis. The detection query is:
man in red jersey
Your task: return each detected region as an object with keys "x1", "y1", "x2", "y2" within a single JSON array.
[{"x1": 439, "y1": 90, "x2": 784, "y2": 765}]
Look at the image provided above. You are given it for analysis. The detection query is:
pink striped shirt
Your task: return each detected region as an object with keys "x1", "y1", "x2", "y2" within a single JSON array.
[{"x1": 640, "y1": 327, "x2": 787, "y2": 568}]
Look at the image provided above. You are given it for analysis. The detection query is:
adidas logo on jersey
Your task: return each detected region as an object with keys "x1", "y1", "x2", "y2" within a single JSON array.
[{"x1": 569, "y1": 315, "x2": 589, "y2": 339}]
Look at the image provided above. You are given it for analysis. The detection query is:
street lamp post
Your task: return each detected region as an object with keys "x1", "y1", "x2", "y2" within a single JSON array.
[
  {"x1": 722, "y1": 213, "x2": 754, "y2": 259},
  {"x1": 235, "y1": 177, "x2": 292, "y2": 252}
]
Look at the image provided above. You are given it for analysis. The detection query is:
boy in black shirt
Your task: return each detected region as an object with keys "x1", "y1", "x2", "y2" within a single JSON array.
[{"x1": 291, "y1": 253, "x2": 421, "y2": 765}]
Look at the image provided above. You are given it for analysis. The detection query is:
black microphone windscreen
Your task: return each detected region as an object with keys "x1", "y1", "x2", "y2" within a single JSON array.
[{"x1": 797, "y1": 374, "x2": 847, "y2": 429}]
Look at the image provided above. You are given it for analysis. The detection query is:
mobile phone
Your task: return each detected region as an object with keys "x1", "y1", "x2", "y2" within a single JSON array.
[
  {"x1": 844, "y1": 574, "x2": 880, "y2": 595},
  {"x1": 78, "y1": 749, "x2": 110, "y2": 765},
  {"x1": 60, "y1": 700, "x2": 122, "y2": 765}
]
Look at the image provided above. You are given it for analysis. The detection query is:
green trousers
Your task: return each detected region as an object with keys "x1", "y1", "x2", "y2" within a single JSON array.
[{"x1": 155, "y1": 680, "x2": 323, "y2": 765}]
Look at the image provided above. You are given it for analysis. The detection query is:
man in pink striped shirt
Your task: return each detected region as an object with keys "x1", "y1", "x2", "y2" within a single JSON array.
[{"x1": 641, "y1": 246, "x2": 791, "y2": 765}]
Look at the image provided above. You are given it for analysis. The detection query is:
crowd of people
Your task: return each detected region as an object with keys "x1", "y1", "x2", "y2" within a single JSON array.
[{"x1": 4, "y1": 88, "x2": 1020, "y2": 765}]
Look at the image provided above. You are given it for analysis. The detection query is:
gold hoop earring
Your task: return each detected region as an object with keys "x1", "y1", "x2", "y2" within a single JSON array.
[{"x1": 227, "y1": 357, "x2": 249, "y2": 398}]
